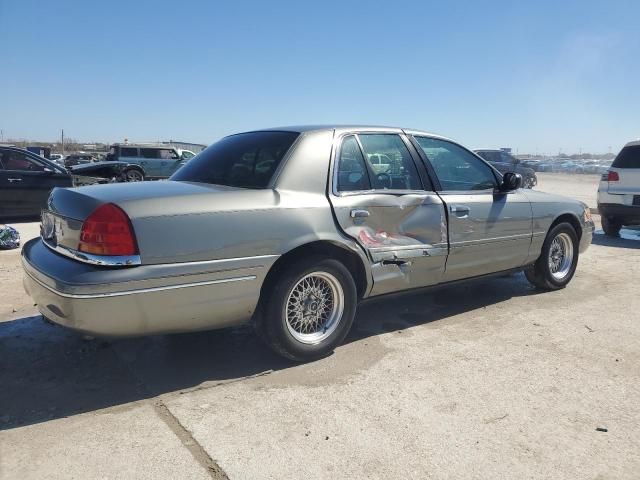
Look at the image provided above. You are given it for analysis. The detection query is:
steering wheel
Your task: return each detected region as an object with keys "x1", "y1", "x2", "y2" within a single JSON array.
[{"x1": 375, "y1": 172, "x2": 392, "y2": 189}]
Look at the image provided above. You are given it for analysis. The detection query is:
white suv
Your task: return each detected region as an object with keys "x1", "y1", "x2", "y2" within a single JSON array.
[{"x1": 597, "y1": 140, "x2": 640, "y2": 236}]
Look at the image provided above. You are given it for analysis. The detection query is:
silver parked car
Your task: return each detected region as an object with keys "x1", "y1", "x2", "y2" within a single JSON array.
[{"x1": 22, "y1": 126, "x2": 594, "y2": 361}]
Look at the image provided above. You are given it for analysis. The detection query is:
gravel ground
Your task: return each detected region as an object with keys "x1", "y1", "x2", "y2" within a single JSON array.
[
  {"x1": 534, "y1": 173, "x2": 600, "y2": 208},
  {"x1": 1, "y1": 177, "x2": 639, "y2": 479}
]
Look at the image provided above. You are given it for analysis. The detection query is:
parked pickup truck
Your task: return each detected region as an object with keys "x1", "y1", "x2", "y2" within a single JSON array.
[{"x1": 22, "y1": 126, "x2": 593, "y2": 361}]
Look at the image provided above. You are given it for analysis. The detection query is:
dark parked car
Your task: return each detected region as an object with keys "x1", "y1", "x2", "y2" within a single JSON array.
[
  {"x1": 69, "y1": 161, "x2": 146, "y2": 184},
  {"x1": 0, "y1": 148, "x2": 145, "y2": 217},
  {"x1": 0, "y1": 146, "x2": 72, "y2": 218},
  {"x1": 474, "y1": 149, "x2": 538, "y2": 188}
]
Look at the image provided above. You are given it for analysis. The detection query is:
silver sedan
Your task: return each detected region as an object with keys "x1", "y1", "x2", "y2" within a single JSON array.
[{"x1": 22, "y1": 126, "x2": 594, "y2": 361}]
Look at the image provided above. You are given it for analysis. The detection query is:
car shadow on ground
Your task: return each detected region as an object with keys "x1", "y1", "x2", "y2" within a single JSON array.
[
  {"x1": 0, "y1": 272, "x2": 541, "y2": 431},
  {"x1": 592, "y1": 229, "x2": 640, "y2": 249}
]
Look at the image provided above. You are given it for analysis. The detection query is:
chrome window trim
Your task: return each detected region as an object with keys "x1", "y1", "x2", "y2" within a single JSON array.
[
  {"x1": 43, "y1": 239, "x2": 142, "y2": 267},
  {"x1": 331, "y1": 131, "x2": 431, "y2": 197},
  {"x1": 25, "y1": 269, "x2": 256, "y2": 299}
]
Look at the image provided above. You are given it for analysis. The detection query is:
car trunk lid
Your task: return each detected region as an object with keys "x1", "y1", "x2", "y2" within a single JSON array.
[{"x1": 41, "y1": 181, "x2": 249, "y2": 263}]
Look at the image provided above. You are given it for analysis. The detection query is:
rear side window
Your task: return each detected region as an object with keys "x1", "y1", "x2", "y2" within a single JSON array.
[
  {"x1": 120, "y1": 147, "x2": 138, "y2": 157},
  {"x1": 171, "y1": 131, "x2": 299, "y2": 188},
  {"x1": 336, "y1": 136, "x2": 371, "y2": 192},
  {"x1": 612, "y1": 145, "x2": 640, "y2": 169},
  {"x1": 358, "y1": 134, "x2": 422, "y2": 190}
]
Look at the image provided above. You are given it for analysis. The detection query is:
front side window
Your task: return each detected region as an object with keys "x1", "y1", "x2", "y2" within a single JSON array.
[
  {"x1": 171, "y1": 131, "x2": 299, "y2": 188},
  {"x1": 140, "y1": 148, "x2": 161, "y2": 159},
  {"x1": 414, "y1": 137, "x2": 497, "y2": 192},
  {"x1": 477, "y1": 151, "x2": 500, "y2": 163},
  {"x1": 159, "y1": 149, "x2": 179, "y2": 160},
  {"x1": 500, "y1": 152, "x2": 517, "y2": 164},
  {"x1": 0, "y1": 150, "x2": 46, "y2": 172},
  {"x1": 358, "y1": 134, "x2": 422, "y2": 190}
]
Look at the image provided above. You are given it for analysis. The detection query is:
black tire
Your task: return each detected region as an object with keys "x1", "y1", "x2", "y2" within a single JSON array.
[
  {"x1": 525, "y1": 222, "x2": 579, "y2": 290},
  {"x1": 601, "y1": 216, "x2": 622, "y2": 237},
  {"x1": 256, "y1": 256, "x2": 357, "y2": 362},
  {"x1": 123, "y1": 168, "x2": 145, "y2": 182}
]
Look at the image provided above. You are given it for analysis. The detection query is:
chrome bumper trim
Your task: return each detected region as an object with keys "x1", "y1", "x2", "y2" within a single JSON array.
[
  {"x1": 43, "y1": 239, "x2": 142, "y2": 267},
  {"x1": 25, "y1": 270, "x2": 256, "y2": 299}
]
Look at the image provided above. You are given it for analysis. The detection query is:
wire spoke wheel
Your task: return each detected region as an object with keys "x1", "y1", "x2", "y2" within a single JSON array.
[
  {"x1": 285, "y1": 271, "x2": 344, "y2": 345},
  {"x1": 548, "y1": 232, "x2": 574, "y2": 280}
]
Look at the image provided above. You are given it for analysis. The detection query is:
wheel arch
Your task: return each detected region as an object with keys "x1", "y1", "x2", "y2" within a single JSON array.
[
  {"x1": 123, "y1": 164, "x2": 145, "y2": 175},
  {"x1": 260, "y1": 240, "x2": 370, "y2": 303},
  {"x1": 549, "y1": 212, "x2": 582, "y2": 240}
]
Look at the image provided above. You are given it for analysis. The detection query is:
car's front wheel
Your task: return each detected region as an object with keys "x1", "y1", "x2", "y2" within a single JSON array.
[
  {"x1": 256, "y1": 256, "x2": 357, "y2": 362},
  {"x1": 601, "y1": 215, "x2": 621, "y2": 237},
  {"x1": 525, "y1": 222, "x2": 579, "y2": 290}
]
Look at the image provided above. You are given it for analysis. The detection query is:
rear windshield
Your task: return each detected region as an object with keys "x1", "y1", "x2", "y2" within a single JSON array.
[
  {"x1": 171, "y1": 131, "x2": 299, "y2": 188},
  {"x1": 612, "y1": 145, "x2": 640, "y2": 169}
]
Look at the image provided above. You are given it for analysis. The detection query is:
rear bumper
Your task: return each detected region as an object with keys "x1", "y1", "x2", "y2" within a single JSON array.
[
  {"x1": 22, "y1": 238, "x2": 277, "y2": 336},
  {"x1": 597, "y1": 203, "x2": 640, "y2": 225}
]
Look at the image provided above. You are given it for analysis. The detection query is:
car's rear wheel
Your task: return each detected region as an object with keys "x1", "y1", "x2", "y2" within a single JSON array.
[
  {"x1": 525, "y1": 222, "x2": 579, "y2": 290},
  {"x1": 256, "y1": 256, "x2": 357, "y2": 362},
  {"x1": 124, "y1": 168, "x2": 144, "y2": 182},
  {"x1": 601, "y1": 215, "x2": 621, "y2": 237}
]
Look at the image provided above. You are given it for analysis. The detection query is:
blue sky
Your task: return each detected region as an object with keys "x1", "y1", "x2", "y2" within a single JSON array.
[{"x1": 1, "y1": 0, "x2": 638, "y2": 153}]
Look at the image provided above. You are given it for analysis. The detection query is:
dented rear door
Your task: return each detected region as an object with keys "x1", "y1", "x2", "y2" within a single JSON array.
[{"x1": 329, "y1": 132, "x2": 448, "y2": 296}]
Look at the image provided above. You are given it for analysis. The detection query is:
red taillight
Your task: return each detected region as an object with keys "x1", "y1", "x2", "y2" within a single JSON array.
[
  {"x1": 607, "y1": 170, "x2": 620, "y2": 182},
  {"x1": 78, "y1": 203, "x2": 138, "y2": 256}
]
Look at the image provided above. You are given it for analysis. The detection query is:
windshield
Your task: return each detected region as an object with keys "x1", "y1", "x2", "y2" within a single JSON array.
[{"x1": 171, "y1": 131, "x2": 299, "y2": 188}]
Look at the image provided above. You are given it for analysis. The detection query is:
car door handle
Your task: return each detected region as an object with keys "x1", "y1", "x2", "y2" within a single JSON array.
[
  {"x1": 350, "y1": 209, "x2": 370, "y2": 218},
  {"x1": 450, "y1": 205, "x2": 470, "y2": 213},
  {"x1": 8, "y1": 178, "x2": 23, "y2": 183}
]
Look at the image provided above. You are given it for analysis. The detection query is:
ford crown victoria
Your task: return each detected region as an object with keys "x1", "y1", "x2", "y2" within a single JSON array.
[{"x1": 22, "y1": 126, "x2": 594, "y2": 361}]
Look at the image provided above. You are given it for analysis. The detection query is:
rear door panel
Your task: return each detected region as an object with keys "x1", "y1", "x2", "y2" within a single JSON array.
[
  {"x1": 328, "y1": 131, "x2": 448, "y2": 296},
  {"x1": 330, "y1": 192, "x2": 448, "y2": 295}
]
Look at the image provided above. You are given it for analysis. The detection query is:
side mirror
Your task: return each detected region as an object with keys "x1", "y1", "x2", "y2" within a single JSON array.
[{"x1": 500, "y1": 172, "x2": 522, "y2": 191}]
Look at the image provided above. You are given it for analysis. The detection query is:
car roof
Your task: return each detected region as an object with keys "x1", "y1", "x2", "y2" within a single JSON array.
[
  {"x1": 233, "y1": 125, "x2": 456, "y2": 141},
  {"x1": 624, "y1": 140, "x2": 640, "y2": 148}
]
